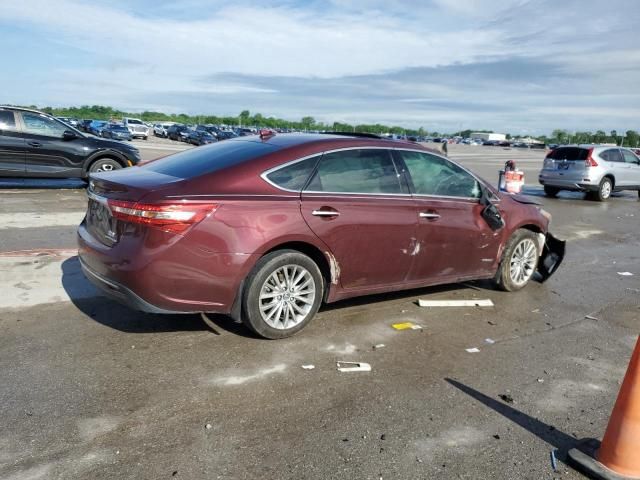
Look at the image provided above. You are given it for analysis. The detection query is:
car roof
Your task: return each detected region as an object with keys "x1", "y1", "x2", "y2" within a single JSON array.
[
  {"x1": 247, "y1": 132, "x2": 425, "y2": 150},
  {"x1": 0, "y1": 105, "x2": 50, "y2": 115}
]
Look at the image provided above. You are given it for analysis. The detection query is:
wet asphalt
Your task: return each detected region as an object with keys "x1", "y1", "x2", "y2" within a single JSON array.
[{"x1": 0, "y1": 142, "x2": 639, "y2": 479}]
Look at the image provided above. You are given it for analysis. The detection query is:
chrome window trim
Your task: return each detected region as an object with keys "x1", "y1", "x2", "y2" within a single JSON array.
[{"x1": 260, "y1": 145, "x2": 498, "y2": 202}]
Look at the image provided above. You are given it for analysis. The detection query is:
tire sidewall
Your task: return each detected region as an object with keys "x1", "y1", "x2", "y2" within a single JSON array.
[
  {"x1": 598, "y1": 178, "x2": 612, "y2": 201},
  {"x1": 89, "y1": 158, "x2": 123, "y2": 174},
  {"x1": 242, "y1": 250, "x2": 323, "y2": 339}
]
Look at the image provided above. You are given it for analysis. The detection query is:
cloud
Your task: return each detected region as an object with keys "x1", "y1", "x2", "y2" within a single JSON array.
[{"x1": 0, "y1": 0, "x2": 638, "y2": 133}]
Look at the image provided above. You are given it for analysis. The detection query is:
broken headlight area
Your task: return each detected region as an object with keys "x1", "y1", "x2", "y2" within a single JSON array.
[{"x1": 537, "y1": 233, "x2": 566, "y2": 282}]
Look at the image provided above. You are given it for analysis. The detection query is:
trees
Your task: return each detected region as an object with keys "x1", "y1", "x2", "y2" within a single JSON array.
[{"x1": 624, "y1": 130, "x2": 639, "y2": 148}]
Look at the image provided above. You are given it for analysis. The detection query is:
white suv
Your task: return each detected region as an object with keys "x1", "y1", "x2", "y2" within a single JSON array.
[
  {"x1": 122, "y1": 117, "x2": 150, "y2": 140},
  {"x1": 538, "y1": 145, "x2": 640, "y2": 201}
]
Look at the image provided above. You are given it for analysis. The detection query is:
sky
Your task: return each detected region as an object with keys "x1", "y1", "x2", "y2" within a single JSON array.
[{"x1": 0, "y1": 0, "x2": 638, "y2": 135}]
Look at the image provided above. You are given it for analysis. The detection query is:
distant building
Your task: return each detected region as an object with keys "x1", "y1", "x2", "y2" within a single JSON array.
[{"x1": 470, "y1": 132, "x2": 506, "y2": 141}]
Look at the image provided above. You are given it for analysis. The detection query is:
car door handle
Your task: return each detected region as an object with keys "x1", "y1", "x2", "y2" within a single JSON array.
[
  {"x1": 312, "y1": 210, "x2": 340, "y2": 217},
  {"x1": 419, "y1": 212, "x2": 441, "y2": 219},
  {"x1": 28, "y1": 141, "x2": 42, "y2": 147}
]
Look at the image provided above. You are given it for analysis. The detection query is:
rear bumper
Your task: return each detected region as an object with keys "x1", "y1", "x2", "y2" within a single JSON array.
[
  {"x1": 538, "y1": 175, "x2": 599, "y2": 192},
  {"x1": 77, "y1": 221, "x2": 256, "y2": 314},
  {"x1": 80, "y1": 256, "x2": 187, "y2": 314}
]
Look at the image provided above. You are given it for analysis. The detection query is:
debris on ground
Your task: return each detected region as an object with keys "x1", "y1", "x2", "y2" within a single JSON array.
[
  {"x1": 205, "y1": 423, "x2": 213, "y2": 430},
  {"x1": 380, "y1": 434, "x2": 386, "y2": 440},
  {"x1": 337, "y1": 361, "x2": 371, "y2": 372},
  {"x1": 391, "y1": 322, "x2": 422, "y2": 330},
  {"x1": 493, "y1": 434, "x2": 501, "y2": 440},
  {"x1": 373, "y1": 344, "x2": 386, "y2": 350},
  {"x1": 485, "y1": 338, "x2": 495, "y2": 344},
  {"x1": 418, "y1": 299, "x2": 494, "y2": 307},
  {"x1": 531, "y1": 308, "x2": 540, "y2": 313},
  {"x1": 617, "y1": 272, "x2": 634, "y2": 276},
  {"x1": 301, "y1": 365, "x2": 315, "y2": 370},
  {"x1": 499, "y1": 394, "x2": 514, "y2": 403},
  {"x1": 488, "y1": 320, "x2": 497, "y2": 326},
  {"x1": 550, "y1": 450, "x2": 558, "y2": 472},
  {"x1": 466, "y1": 347, "x2": 480, "y2": 353},
  {"x1": 584, "y1": 314, "x2": 599, "y2": 321},
  {"x1": 537, "y1": 378, "x2": 544, "y2": 383}
]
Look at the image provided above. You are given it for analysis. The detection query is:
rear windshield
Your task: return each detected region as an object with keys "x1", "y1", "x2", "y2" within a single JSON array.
[
  {"x1": 142, "y1": 139, "x2": 278, "y2": 178},
  {"x1": 547, "y1": 147, "x2": 590, "y2": 160}
]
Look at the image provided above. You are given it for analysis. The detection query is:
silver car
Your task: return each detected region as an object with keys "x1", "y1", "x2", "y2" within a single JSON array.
[{"x1": 538, "y1": 145, "x2": 640, "y2": 201}]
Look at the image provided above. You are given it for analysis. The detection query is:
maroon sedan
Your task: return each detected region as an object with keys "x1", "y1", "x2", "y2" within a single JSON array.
[{"x1": 78, "y1": 133, "x2": 565, "y2": 338}]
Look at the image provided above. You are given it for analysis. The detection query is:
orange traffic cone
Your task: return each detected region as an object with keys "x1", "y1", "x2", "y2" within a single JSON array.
[{"x1": 568, "y1": 335, "x2": 640, "y2": 479}]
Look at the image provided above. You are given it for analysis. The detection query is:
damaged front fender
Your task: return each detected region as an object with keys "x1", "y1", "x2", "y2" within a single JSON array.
[{"x1": 537, "y1": 232, "x2": 566, "y2": 282}]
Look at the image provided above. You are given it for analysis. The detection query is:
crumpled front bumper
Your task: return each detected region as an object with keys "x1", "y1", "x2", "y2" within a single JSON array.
[{"x1": 537, "y1": 232, "x2": 566, "y2": 282}]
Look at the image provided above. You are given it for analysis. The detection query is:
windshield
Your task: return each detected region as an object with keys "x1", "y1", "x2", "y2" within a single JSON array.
[{"x1": 127, "y1": 119, "x2": 143, "y2": 125}]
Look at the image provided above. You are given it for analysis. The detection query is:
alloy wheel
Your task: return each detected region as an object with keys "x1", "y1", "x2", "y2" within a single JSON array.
[
  {"x1": 509, "y1": 238, "x2": 537, "y2": 287},
  {"x1": 258, "y1": 264, "x2": 316, "y2": 330}
]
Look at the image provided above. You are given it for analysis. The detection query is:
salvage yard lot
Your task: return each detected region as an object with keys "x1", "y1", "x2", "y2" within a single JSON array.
[{"x1": 1, "y1": 144, "x2": 639, "y2": 479}]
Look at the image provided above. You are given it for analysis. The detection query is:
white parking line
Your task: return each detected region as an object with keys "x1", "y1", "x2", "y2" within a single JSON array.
[{"x1": 0, "y1": 211, "x2": 85, "y2": 229}]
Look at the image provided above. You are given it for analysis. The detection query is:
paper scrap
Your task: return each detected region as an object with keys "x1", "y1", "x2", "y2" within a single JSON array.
[
  {"x1": 373, "y1": 344, "x2": 386, "y2": 349},
  {"x1": 466, "y1": 347, "x2": 480, "y2": 353},
  {"x1": 617, "y1": 272, "x2": 634, "y2": 276},
  {"x1": 484, "y1": 338, "x2": 495, "y2": 344},
  {"x1": 418, "y1": 299, "x2": 494, "y2": 307},
  {"x1": 392, "y1": 322, "x2": 421, "y2": 330},
  {"x1": 337, "y1": 361, "x2": 371, "y2": 372},
  {"x1": 301, "y1": 365, "x2": 315, "y2": 370}
]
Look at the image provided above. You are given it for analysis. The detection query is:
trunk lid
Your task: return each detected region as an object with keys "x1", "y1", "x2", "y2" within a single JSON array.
[{"x1": 86, "y1": 169, "x2": 183, "y2": 246}]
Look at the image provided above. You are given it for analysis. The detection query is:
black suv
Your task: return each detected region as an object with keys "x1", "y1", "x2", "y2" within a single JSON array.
[
  {"x1": 0, "y1": 106, "x2": 141, "y2": 178},
  {"x1": 167, "y1": 124, "x2": 188, "y2": 141}
]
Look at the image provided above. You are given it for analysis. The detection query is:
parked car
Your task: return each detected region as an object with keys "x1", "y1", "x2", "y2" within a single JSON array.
[
  {"x1": 538, "y1": 145, "x2": 640, "y2": 200},
  {"x1": 0, "y1": 106, "x2": 141, "y2": 178},
  {"x1": 56, "y1": 117, "x2": 79, "y2": 127},
  {"x1": 78, "y1": 132, "x2": 565, "y2": 339},
  {"x1": 78, "y1": 119, "x2": 93, "y2": 132},
  {"x1": 153, "y1": 123, "x2": 173, "y2": 138},
  {"x1": 122, "y1": 117, "x2": 149, "y2": 140},
  {"x1": 186, "y1": 130, "x2": 217, "y2": 146},
  {"x1": 101, "y1": 123, "x2": 133, "y2": 141},
  {"x1": 88, "y1": 120, "x2": 108, "y2": 137},
  {"x1": 167, "y1": 124, "x2": 188, "y2": 141},
  {"x1": 216, "y1": 130, "x2": 238, "y2": 141}
]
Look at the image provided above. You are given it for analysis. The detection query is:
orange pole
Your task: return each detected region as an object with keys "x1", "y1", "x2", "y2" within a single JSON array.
[{"x1": 597, "y1": 335, "x2": 640, "y2": 477}]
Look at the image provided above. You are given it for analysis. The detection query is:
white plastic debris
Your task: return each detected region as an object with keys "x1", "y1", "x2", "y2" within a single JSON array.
[
  {"x1": 466, "y1": 348, "x2": 480, "y2": 353},
  {"x1": 373, "y1": 344, "x2": 386, "y2": 350},
  {"x1": 584, "y1": 315, "x2": 599, "y2": 321},
  {"x1": 485, "y1": 338, "x2": 496, "y2": 344},
  {"x1": 418, "y1": 299, "x2": 494, "y2": 307},
  {"x1": 337, "y1": 361, "x2": 371, "y2": 372},
  {"x1": 617, "y1": 272, "x2": 634, "y2": 276},
  {"x1": 301, "y1": 365, "x2": 315, "y2": 370}
]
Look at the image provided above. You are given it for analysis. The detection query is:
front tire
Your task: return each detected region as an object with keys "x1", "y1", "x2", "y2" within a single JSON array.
[
  {"x1": 495, "y1": 229, "x2": 540, "y2": 292},
  {"x1": 89, "y1": 158, "x2": 123, "y2": 174},
  {"x1": 242, "y1": 250, "x2": 323, "y2": 339}
]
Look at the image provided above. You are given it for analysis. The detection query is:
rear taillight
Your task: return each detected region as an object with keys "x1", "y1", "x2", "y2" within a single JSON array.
[
  {"x1": 108, "y1": 200, "x2": 218, "y2": 234},
  {"x1": 585, "y1": 148, "x2": 598, "y2": 167}
]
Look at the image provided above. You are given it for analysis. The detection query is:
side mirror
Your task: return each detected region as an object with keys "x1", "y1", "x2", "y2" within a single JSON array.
[
  {"x1": 479, "y1": 184, "x2": 505, "y2": 231},
  {"x1": 63, "y1": 130, "x2": 78, "y2": 141}
]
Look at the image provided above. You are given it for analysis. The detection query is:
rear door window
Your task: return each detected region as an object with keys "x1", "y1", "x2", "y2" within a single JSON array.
[
  {"x1": 265, "y1": 156, "x2": 319, "y2": 191},
  {"x1": 621, "y1": 150, "x2": 639, "y2": 164},
  {"x1": 143, "y1": 139, "x2": 278, "y2": 178},
  {"x1": 304, "y1": 149, "x2": 402, "y2": 194},
  {"x1": 397, "y1": 150, "x2": 481, "y2": 198},
  {"x1": 21, "y1": 112, "x2": 68, "y2": 138},
  {"x1": 0, "y1": 110, "x2": 17, "y2": 130},
  {"x1": 601, "y1": 149, "x2": 623, "y2": 163},
  {"x1": 547, "y1": 147, "x2": 589, "y2": 161}
]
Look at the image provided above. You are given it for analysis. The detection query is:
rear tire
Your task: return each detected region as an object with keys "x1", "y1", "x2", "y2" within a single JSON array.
[
  {"x1": 592, "y1": 177, "x2": 613, "y2": 202},
  {"x1": 543, "y1": 186, "x2": 560, "y2": 197},
  {"x1": 495, "y1": 229, "x2": 540, "y2": 292},
  {"x1": 242, "y1": 250, "x2": 323, "y2": 339}
]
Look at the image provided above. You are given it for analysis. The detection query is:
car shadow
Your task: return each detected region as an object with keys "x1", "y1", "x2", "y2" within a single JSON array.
[
  {"x1": 445, "y1": 378, "x2": 579, "y2": 465},
  {"x1": 60, "y1": 256, "x2": 257, "y2": 338},
  {"x1": 0, "y1": 178, "x2": 86, "y2": 189},
  {"x1": 319, "y1": 279, "x2": 497, "y2": 313}
]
